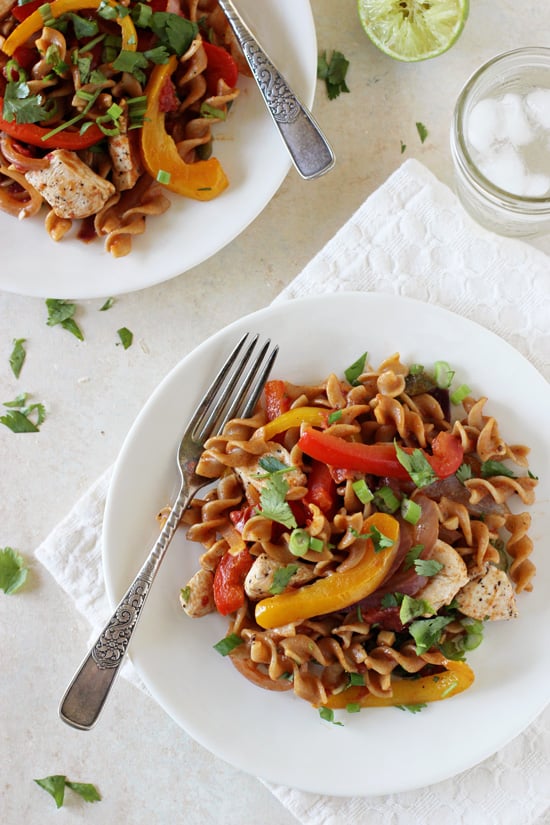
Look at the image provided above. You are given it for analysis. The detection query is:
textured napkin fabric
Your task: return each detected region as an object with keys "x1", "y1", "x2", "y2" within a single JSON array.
[{"x1": 36, "y1": 159, "x2": 550, "y2": 825}]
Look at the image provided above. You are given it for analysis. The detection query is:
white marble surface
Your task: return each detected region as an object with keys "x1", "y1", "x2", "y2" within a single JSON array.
[{"x1": 1, "y1": 2, "x2": 549, "y2": 823}]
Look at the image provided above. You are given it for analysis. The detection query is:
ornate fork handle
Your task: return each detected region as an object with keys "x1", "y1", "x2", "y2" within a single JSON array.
[
  {"x1": 218, "y1": 0, "x2": 335, "y2": 179},
  {"x1": 59, "y1": 490, "x2": 189, "y2": 730}
]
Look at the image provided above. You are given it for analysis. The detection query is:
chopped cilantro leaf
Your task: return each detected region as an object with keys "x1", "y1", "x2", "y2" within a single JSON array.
[
  {"x1": 380, "y1": 592, "x2": 403, "y2": 608},
  {"x1": 34, "y1": 776, "x2": 101, "y2": 807},
  {"x1": 1, "y1": 394, "x2": 45, "y2": 432},
  {"x1": 367, "y1": 524, "x2": 394, "y2": 553},
  {"x1": 258, "y1": 455, "x2": 288, "y2": 474},
  {"x1": 3, "y1": 80, "x2": 51, "y2": 124},
  {"x1": 414, "y1": 558, "x2": 443, "y2": 577},
  {"x1": 270, "y1": 564, "x2": 299, "y2": 595},
  {"x1": 99, "y1": 297, "x2": 115, "y2": 311},
  {"x1": 150, "y1": 13, "x2": 198, "y2": 56},
  {"x1": 416, "y1": 121, "x2": 428, "y2": 143},
  {"x1": 456, "y1": 462, "x2": 472, "y2": 483},
  {"x1": 9, "y1": 338, "x2": 26, "y2": 378},
  {"x1": 318, "y1": 706, "x2": 343, "y2": 725},
  {"x1": 117, "y1": 327, "x2": 133, "y2": 349},
  {"x1": 409, "y1": 615, "x2": 454, "y2": 655},
  {"x1": 394, "y1": 441, "x2": 436, "y2": 488},
  {"x1": 400, "y1": 140, "x2": 407, "y2": 153},
  {"x1": 481, "y1": 460, "x2": 516, "y2": 479},
  {"x1": 45, "y1": 298, "x2": 83, "y2": 340},
  {"x1": 0, "y1": 547, "x2": 28, "y2": 594},
  {"x1": 399, "y1": 594, "x2": 435, "y2": 625},
  {"x1": 317, "y1": 50, "x2": 350, "y2": 100},
  {"x1": 257, "y1": 473, "x2": 297, "y2": 529},
  {"x1": 403, "y1": 544, "x2": 424, "y2": 571}
]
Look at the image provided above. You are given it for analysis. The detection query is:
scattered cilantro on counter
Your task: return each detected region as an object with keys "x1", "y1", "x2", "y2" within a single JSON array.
[
  {"x1": 416, "y1": 121, "x2": 428, "y2": 143},
  {"x1": 99, "y1": 297, "x2": 115, "y2": 311},
  {"x1": 46, "y1": 298, "x2": 84, "y2": 341},
  {"x1": 317, "y1": 50, "x2": 350, "y2": 100},
  {"x1": 400, "y1": 140, "x2": 407, "y2": 154},
  {"x1": 117, "y1": 327, "x2": 133, "y2": 349},
  {"x1": 9, "y1": 338, "x2": 26, "y2": 378},
  {"x1": 34, "y1": 775, "x2": 101, "y2": 808},
  {"x1": 0, "y1": 547, "x2": 28, "y2": 594},
  {"x1": 1, "y1": 393, "x2": 46, "y2": 432}
]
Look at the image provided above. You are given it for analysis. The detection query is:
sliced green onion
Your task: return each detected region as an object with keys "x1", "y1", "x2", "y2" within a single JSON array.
[
  {"x1": 409, "y1": 363, "x2": 424, "y2": 375},
  {"x1": 433, "y1": 360, "x2": 455, "y2": 389},
  {"x1": 156, "y1": 169, "x2": 171, "y2": 185},
  {"x1": 450, "y1": 384, "x2": 471, "y2": 405},
  {"x1": 401, "y1": 497, "x2": 421, "y2": 525},
  {"x1": 352, "y1": 478, "x2": 374, "y2": 505},
  {"x1": 289, "y1": 528, "x2": 310, "y2": 557},
  {"x1": 348, "y1": 672, "x2": 365, "y2": 686},
  {"x1": 308, "y1": 536, "x2": 324, "y2": 553},
  {"x1": 346, "y1": 703, "x2": 361, "y2": 714},
  {"x1": 213, "y1": 633, "x2": 243, "y2": 656},
  {"x1": 373, "y1": 485, "x2": 400, "y2": 514},
  {"x1": 328, "y1": 409, "x2": 343, "y2": 425}
]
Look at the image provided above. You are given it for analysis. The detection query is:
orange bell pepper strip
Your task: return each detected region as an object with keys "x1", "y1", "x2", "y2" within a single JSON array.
[
  {"x1": 2, "y1": 0, "x2": 138, "y2": 56},
  {"x1": 258, "y1": 407, "x2": 329, "y2": 442},
  {"x1": 255, "y1": 512, "x2": 400, "y2": 629},
  {"x1": 324, "y1": 660, "x2": 475, "y2": 709},
  {"x1": 140, "y1": 55, "x2": 228, "y2": 201}
]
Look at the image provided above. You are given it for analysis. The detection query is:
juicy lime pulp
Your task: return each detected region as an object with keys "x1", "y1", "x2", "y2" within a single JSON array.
[{"x1": 357, "y1": 0, "x2": 469, "y2": 62}]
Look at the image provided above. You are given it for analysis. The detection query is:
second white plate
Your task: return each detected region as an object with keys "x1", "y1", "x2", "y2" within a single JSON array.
[{"x1": 0, "y1": 0, "x2": 317, "y2": 299}]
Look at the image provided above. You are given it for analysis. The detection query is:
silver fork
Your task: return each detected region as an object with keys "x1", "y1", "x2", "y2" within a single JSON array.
[
  {"x1": 218, "y1": 0, "x2": 335, "y2": 180},
  {"x1": 59, "y1": 333, "x2": 278, "y2": 730}
]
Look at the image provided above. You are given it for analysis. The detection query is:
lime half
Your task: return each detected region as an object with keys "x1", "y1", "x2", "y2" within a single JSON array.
[{"x1": 358, "y1": 0, "x2": 469, "y2": 62}]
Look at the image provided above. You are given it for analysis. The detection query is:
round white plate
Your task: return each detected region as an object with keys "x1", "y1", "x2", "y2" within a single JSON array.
[
  {"x1": 0, "y1": 0, "x2": 317, "y2": 299},
  {"x1": 103, "y1": 293, "x2": 550, "y2": 796}
]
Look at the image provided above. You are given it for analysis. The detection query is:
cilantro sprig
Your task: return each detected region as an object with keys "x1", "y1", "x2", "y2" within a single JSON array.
[
  {"x1": 317, "y1": 50, "x2": 350, "y2": 100},
  {"x1": 0, "y1": 547, "x2": 28, "y2": 594},
  {"x1": 46, "y1": 299, "x2": 84, "y2": 341},
  {"x1": 255, "y1": 457, "x2": 297, "y2": 529},
  {"x1": 34, "y1": 775, "x2": 101, "y2": 808},
  {"x1": 1, "y1": 393, "x2": 46, "y2": 432}
]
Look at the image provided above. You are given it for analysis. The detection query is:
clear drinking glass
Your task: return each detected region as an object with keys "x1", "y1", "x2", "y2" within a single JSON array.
[{"x1": 450, "y1": 47, "x2": 550, "y2": 238}]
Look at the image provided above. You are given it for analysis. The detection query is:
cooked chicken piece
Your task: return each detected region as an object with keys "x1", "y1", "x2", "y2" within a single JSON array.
[
  {"x1": 179, "y1": 568, "x2": 215, "y2": 618},
  {"x1": 108, "y1": 131, "x2": 142, "y2": 191},
  {"x1": 455, "y1": 564, "x2": 518, "y2": 621},
  {"x1": 235, "y1": 444, "x2": 307, "y2": 502},
  {"x1": 244, "y1": 553, "x2": 316, "y2": 601},
  {"x1": 25, "y1": 149, "x2": 115, "y2": 219},
  {"x1": 416, "y1": 540, "x2": 469, "y2": 612}
]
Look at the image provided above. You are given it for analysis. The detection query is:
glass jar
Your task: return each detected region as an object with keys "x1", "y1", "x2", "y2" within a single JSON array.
[{"x1": 450, "y1": 47, "x2": 550, "y2": 238}]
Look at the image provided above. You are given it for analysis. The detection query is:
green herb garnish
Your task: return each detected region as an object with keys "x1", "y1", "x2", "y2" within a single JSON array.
[
  {"x1": 269, "y1": 564, "x2": 299, "y2": 595},
  {"x1": 394, "y1": 440, "x2": 436, "y2": 488},
  {"x1": 409, "y1": 615, "x2": 454, "y2": 655},
  {"x1": 344, "y1": 351, "x2": 367, "y2": 386},
  {"x1": 399, "y1": 594, "x2": 435, "y2": 625},
  {"x1": 0, "y1": 547, "x2": 28, "y2": 594},
  {"x1": 46, "y1": 298, "x2": 83, "y2": 340},
  {"x1": 480, "y1": 460, "x2": 516, "y2": 479},
  {"x1": 213, "y1": 633, "x2": 243, "y2": 656},
  {"x1": 117, "y1": 327, "x2": 133, "y2": 349},
  {"x1": 317, "y1": 50, "x2": 350, "y2": 100},
  {"x1": 396, "y1": 703, "x2": 427, "y2": 713},
  {"x1": 9, "y1": 338, "x2": 26, "y2": 378},
  {"x1": 318, "y1": 706, "x2": 344, "y2": 725},
  {"x1": 34, "y1": 775, "x2": 101, "y2": 808},
  {"x1": 416, "y1": 121, "x2": 428, "y2": 143}
]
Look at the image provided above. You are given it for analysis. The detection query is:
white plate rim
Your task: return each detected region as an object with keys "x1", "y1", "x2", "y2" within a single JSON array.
[
  {"x1": 0, "y1": 0, "x2": 317, "y2": 299},
  {"x1": 103, "y1": 292, "x2": 550, "y2": 796}
]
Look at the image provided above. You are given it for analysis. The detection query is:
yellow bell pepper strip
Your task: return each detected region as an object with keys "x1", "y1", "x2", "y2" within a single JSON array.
[
  {"x1": 258, "y1": 407, "x2": 329, "y2": 442},
  {"x1": 323, "y1": 660, "x2": 475, "y2": 709},
  {"x1": 2, "y1": 0, "x2": 138, "y2": 56},
  {"x1": 141, "y1": 55, "x2": 228, "y2": 201},
  {"x1": 255, "y1": 512, "x2": 400, "y2": 629}
]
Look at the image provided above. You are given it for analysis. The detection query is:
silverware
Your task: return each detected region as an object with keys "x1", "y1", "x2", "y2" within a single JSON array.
[
  {"x1": 218, "y1": 0, "x2": 335, "y2": 180},
  {"x1": 59, "y1": 333, "x2": 278, "y2": 730}
]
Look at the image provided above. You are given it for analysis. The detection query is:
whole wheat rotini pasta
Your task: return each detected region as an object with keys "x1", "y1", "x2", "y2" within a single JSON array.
[
  {"x1": 0, "y1": 0, "x2": 247, "y2": 256},
  {"x1": 178, "y1": 353, "x2": 538, "y2": 716}
]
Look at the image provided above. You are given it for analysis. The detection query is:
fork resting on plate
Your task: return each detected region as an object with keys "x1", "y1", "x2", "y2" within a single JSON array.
[{"x1": 59, "y1": 333, "x2": 278, "y2": 730}]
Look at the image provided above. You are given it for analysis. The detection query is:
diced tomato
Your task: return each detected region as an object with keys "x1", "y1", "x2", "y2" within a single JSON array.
[
  {"x1": 229, "y1": 505, "x2": 255, "y2": 534},
  {"x1": 263, "y1": 380, "x2": 291, "y2": 422},
  {"x1": 203, "y1": 42, "x2": 239, "y2": 96},
  {"x1": 213, "y1": 549, "x2": 254, "y2": 616},
  {"x1": 304, "y1": 459, "x2": 337, "y2": 516}
]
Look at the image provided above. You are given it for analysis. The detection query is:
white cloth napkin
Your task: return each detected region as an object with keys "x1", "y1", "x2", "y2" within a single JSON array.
[{"x1": 36, "y1": 159, "x2": 550, "y2": 825}]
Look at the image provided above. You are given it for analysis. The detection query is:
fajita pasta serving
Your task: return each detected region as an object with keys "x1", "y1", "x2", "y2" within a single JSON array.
[
  {"x1": 0, "y1": 0, "x2": 246, "y2": 256},
  {"x1": 177, "y1": 352, "x2": 538, "y2": 717}
]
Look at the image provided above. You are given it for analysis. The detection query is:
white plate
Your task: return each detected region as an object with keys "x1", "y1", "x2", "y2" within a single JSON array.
[
  {"x1": 103, "y1": 293, "x2": 550, "y2": 796},
  {"x1": 0, "y1": 1, "x2": 316, "y2": 300}
]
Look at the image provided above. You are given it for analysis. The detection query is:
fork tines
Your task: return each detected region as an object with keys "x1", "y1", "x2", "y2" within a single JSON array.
[{"x1": 190, "y1": 333, "x2": 278, "y2": 443}]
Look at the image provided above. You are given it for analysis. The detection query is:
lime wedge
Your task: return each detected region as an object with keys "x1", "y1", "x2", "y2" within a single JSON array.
[{"x1": 357, "y1": 0, "x2": 469, "y2": 62}]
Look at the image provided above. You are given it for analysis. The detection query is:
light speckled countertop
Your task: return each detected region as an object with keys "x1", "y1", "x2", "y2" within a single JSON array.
[{"x1": 1, "y1": 2, "x2": 549, "y2": 823}]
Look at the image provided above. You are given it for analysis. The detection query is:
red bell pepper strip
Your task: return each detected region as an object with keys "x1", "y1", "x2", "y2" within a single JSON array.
[
  {"x1": 263, "y1": 380, "x2": 291, "y2": 421},
  {"x1": 213, "y1": 548, "x2": 254, "y2": 616},
  {"x1": 304, "y1": 459, "x2": 337, "y2": 516},
  {"x1": 203, "y1": 41, "x2": 239, "y2": 96},
  {"x1": 0, "y1": 101, "x2": 105, "y2": 148},
  {"x1": 298, "y1": 429, "x2": 463, "y2": 481}
]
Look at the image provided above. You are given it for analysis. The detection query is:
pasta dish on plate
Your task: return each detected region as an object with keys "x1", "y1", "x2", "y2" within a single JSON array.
[
  {"x1": 177, "y1": 352, "x2": 538, "y2": 717},
  {"x1": 0, "y1": 0, "x2": 246, "y2": 256}
]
